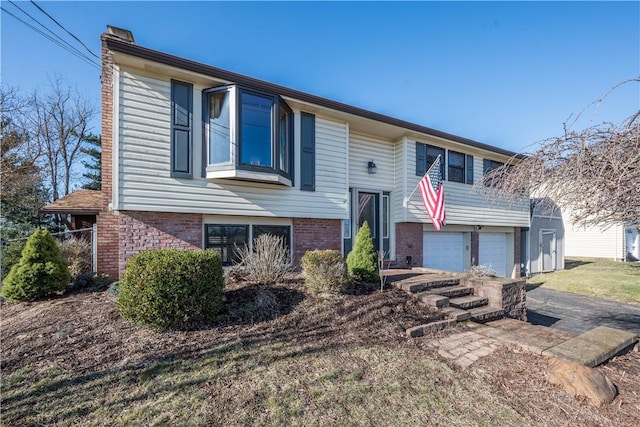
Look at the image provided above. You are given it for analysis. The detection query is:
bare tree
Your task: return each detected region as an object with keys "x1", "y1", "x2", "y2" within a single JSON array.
[
  {"x1": 28, "y1": 76, "x2": 96, "y2": 202},
  {"x1": 0, "y1": 87, "x2": 48, "y2": 237},
  {"x1": 477, "y1": 79, "x2": 640, "y2": 228}
]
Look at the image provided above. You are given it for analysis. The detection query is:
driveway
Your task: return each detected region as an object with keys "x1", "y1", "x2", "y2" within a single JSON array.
[{"x1": 526, "y1": 286, "x2": 640, "y2": 335}]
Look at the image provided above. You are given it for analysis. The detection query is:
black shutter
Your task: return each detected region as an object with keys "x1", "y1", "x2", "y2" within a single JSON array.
[
  {"x1": 466, "y1": 154, "x2": 474, "y2": 184},
  {"x1": 415, "y1": 142, "x2": 426, "y2": 176},
  {"x1": 300, "y1": 112, "x2": 315, "y2": 191},
  {"x1": 171, "y1": 80, "x2": 193, "y2": 178}
]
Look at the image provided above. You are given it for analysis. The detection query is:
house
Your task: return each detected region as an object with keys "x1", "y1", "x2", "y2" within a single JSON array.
[
  {"x1": 62, "y1": 26, "x2": 530, "y2": 280},
  {"x1": 564, "y1": 219, "x2": 636, "y2": 262}
]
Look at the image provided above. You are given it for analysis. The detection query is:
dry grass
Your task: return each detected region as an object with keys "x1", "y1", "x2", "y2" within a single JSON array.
[{"x1": 2, "y1": 277, "x2": 639, "y2": 426}]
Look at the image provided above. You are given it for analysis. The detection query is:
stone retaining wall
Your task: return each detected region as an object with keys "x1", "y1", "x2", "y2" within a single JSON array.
[{"x1": 464, "y1": 277, "x2": 527, "y2": 321}]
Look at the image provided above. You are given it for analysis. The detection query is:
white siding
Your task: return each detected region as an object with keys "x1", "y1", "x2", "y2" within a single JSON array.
[
  {"x1": 401, "y1": 140, "x2": 529, "y2": 227},
  {"x1": 117, "y1": 69, "x2": 348, "y2": 219},
  {"x1": 348, "y1": 134, "x2": 394, "y2": 191},
  {"x1": 564, "y1": 222, "x2": 625, "y2": 260}
]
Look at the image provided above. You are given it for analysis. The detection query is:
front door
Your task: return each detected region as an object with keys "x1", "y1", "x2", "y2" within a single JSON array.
[{"x1": 357, "y1": 192, "x2": 380, "y2": 252}]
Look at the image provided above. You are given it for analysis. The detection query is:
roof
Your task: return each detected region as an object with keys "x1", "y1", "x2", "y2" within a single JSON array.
[
  {"x1": 40, "y1": 190, "x2": 106, "y2": 215},
  {"x1": 103, "y1": 33, "x2": 525, "y2": 160}
]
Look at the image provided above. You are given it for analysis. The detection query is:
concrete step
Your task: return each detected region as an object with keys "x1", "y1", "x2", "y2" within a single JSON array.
[
  {"x1": 542, "y1": 326, "x2": 639, "y2": 367},
  {"x1": 440, "y1": 306, "x2": 472, "y2": 322},
  {"x1": 449, "y1": 295, "x2": 489, "y2": 310},
  {"x1": 469, "y1": 306, "x2": 504, "y2": 323},
  {"x1": 428, "y1": 285, "x2": 473, "y2": 298},
  {"x1": 417, "y1": 293, "x2": 449, "y2": 308}
]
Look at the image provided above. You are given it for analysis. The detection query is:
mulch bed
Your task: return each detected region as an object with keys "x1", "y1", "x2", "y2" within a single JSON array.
[{"x1": 2, "y1": 277, "x2": 639, "y2": 426}]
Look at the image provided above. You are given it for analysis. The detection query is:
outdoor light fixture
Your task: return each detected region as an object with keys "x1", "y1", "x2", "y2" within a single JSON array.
[{"x1": 367, "y1": 160, "x2": 377, "y2": 174}]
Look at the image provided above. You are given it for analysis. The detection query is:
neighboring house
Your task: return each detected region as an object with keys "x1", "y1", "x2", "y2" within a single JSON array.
[
  {"x1": 53, "y1": 26, "x2": 530, "y2": 280},
  {"x1": 564, "y1": 220, "x2": 635, "y2": 262}
]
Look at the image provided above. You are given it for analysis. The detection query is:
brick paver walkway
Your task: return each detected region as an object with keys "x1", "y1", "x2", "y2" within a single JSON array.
[{"x1": 426, "y1": 330, "x2": 501, "y2": 369}]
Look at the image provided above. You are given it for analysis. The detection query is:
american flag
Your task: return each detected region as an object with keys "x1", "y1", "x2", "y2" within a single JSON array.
[{"x1": 418, "y1": 157, "x2": 446, "y2": 230}]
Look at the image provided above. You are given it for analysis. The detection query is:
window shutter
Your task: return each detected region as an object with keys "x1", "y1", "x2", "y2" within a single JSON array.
[
  {"x1": 466, "y1": 154, "x2": 474, "y2": 184},
  {"x1": 415, "y1": 142, "x2": 426, "y2": 176},
  {"x1": 300, "y1": 112, "x2": 315, "y2": 191},
  {"x1": 171, "y1": 80, "x2": 193, "y2": 178}
]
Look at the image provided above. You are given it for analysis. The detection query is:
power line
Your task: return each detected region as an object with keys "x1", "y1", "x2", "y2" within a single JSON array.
[
  {"x1": 6, "y1": 0, "x2": 100, "y2": 68},
  {"x1": 30, "y1": 1, "x2": 100, "y2": 60},
  {"x1": 1, "y1": 6, "x2": 100, "y2": 70}
]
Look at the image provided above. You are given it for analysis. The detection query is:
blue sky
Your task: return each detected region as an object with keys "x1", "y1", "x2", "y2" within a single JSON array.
[{"x1": 2, "y1": 1, "x2": 638, "y2": 153}]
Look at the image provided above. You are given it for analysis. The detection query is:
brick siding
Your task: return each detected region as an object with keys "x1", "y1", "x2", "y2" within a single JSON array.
[
  {"x1": 292, "y1": 218, "x2": 341, "y2": 267},
  {"x1": 513, "y1": 227, "x2": 521, "y2": 278},
  {"x1": 395, "y1": 222, "x2": 423, "y2": 268}
]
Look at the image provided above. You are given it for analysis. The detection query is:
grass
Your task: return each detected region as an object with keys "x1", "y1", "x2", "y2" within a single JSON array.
[
  {"x1": 1, "y1": 328, "x2": 527, "y2": 426},
  {"x1": 527, "y1": 257, "x2": 640, "y2": 304}
]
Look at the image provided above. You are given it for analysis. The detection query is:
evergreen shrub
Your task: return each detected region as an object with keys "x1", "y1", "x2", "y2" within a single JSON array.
[
  {"x1": 1, "y1": 229, "x2": 70, "y2": 301},
  {"x1": 118, "y1": 249, "x2": 224, "y2": 329},
  {"x1": 345, "y1": 221, "x2": 379, "y2": 281}
]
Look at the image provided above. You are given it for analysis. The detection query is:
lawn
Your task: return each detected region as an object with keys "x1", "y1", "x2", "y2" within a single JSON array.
[
  {"x1": 2, "y1": 278, "x2": 639, "y2": 426},
  {"x1": 527, "y1": 258, "x2": 640, "y2": 305}
]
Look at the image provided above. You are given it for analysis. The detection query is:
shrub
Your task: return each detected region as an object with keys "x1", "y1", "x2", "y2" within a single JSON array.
[
  {"x1": 68, "y1": 272, "x2": 112, "y2": 293},
  {"x1": 58, "y1": 237, "x2": 92, "y2": 280},
  {"x1": 236, "y1": 234, "x2": 291, "y2": 285},
  {"x1": 468, "y1": 264, "x2": 497, "y2": 278},
  {"x1": 1, "y1": 240, "x2": 26, "y2": 281},
  {"x1": 118, "y1": 249, "x2": 224, "y2": 329},
  {"x1": 1, "y1": 229, "x2": 71, "y2": 302},
  {"x1": 346, "y1": 221, "x2": 379, "y2": 281},
  {"x1": 107, "y1": 281, "x2": 121, "y2": 296},
  {"x1": 302, "y1": 249, "x2": 351, "y2": 295}
]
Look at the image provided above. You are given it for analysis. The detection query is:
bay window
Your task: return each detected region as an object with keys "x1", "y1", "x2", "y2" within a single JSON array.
[{"x1": 204, "y1": 85, "x2": 293, "y2": 185}]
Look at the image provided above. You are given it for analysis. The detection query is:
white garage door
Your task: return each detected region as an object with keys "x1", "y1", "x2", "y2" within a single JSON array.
[
  {"x1": 479, "y1": 233, "x2": 507, "y2": 277},
  {"x1": 423, "y1": 232, "x2": 464, "y2": 272}
]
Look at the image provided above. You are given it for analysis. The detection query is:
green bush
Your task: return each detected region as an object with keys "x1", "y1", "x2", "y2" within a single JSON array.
[
  {"x1": 346, "y1": 221, "x2": 379, "y2": 281},
  {"x1": 68, "y1": 272, "x2": 112, "y2": 293},
  {"x1": 1, "y1": 229, "x2": 71, "y2": 302},
  {"x1": 302, "y1": 249, "x2": 351, "y2": 295},
  {"x1": 1, "y1": 240, "x2": 26, "y2": 282},
  {"x1": 118, "y1": 249, "x2": 224, "y2": 329}
]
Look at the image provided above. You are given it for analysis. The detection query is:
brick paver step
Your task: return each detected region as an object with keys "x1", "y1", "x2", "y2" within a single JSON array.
[
  {"x1": 468, "y1": 306, "x2": 504, "y2": 323},
  {"x1": 417, "y1": 293, "x2": 449, "y2": 308},
  {"x1": 449, "y1": 295, "x2": 489, "y2": 310},
  {"x1": 427, "y1": 285, "x2": 473, "y2": 298},
  {"x1": 440, "y1": 306, "x2": 472, "y2": 322},
  {"x1": 395, "y1": 275, "x2": 460, "y2": 293}
]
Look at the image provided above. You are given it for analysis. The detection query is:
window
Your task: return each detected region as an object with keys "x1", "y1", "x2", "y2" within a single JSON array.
[
  {"x1": 448, "y1": 151, "x2": 465, "y2": 183},
  {"x1": 447, "y1": 151, "x2": 474, "y2": 184},
  {"x1": 416, "y1": 142, "x2": 445, "y2": 179},
  {"x1": 204, "y1": 224, "x2": 291, "y2": 265},
  {"x1": 205, "y1": 225, "x2": 247, "y2": 265},
  {"x1": 483, "y1": 159, "x2": 504, "y2": 187},
  {"x1": 253, "y1": 225, "x2": 291, "y2": 252},
  {"x1": 204, "y1": 85, "x2": 293, "y2": 185},
  {"x1": 171, "y1": 80, "x2": 193, "y2": 178}
]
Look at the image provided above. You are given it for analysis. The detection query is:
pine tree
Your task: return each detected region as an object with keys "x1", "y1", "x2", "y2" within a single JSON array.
[
  {"x1": 1, "y1": 229, "x2": 70, "y2": 301},
  {"x1": 81, "y1": 134, "x2": 101, "y2": 190},
  {"x1": 346, "y1": 221, "x2": 379, "y2": 281}
]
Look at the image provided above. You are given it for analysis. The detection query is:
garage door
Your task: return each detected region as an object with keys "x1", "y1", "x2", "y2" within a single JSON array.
[
  {"x1": 479, "y1": 233, "x2": 507, "y2": 277},
  {"x1": 423, "y1": 232, "x2": 464, "y2": 272}
]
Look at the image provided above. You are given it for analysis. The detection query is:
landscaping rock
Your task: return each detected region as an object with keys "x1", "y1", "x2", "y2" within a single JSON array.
[{"x1": 546, "y1": 357, "x2": 617, "y2": 407}]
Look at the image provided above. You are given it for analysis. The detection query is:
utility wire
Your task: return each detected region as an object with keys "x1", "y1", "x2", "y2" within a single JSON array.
[
  {"x1": 1, "y1": 6, "x2": 100, "y2": 70},
  {"x1": 30, "y1": 1, "x2": 100, "y2": 60},
  {"x1": 6, "y1": 0, "x2": 100, "y2": 68}
]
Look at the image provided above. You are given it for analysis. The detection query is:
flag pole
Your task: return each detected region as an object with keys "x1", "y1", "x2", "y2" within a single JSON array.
[{"x1": 403, "y1": 154, "x2": 441, "y2": 207}]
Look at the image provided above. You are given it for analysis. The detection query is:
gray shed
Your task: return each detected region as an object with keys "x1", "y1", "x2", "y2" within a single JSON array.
[{"x1": 526, "y1": 198, "x2": 565, "y2": 275}]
